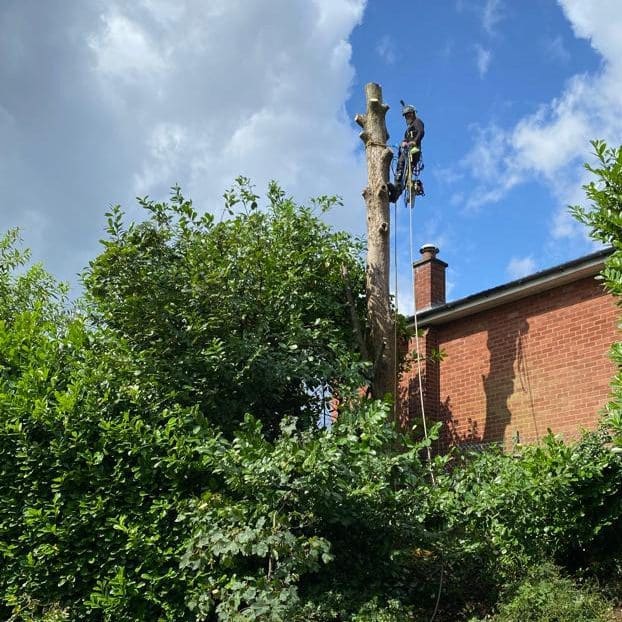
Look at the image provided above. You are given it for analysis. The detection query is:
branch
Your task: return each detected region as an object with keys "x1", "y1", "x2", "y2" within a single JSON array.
[{"x1": 341, "y1": 264, "x2": 369, "y2": 361}]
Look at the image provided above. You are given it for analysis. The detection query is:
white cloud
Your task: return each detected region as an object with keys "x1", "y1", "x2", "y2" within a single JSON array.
[
  {"x1": 475, "y1": 44, "x2": 492, "y2": 77},
  {"x1": 376, "y1": 35, "x2": 396, "y2": 65},
  {"x1": 482, "y1": 0, "x2": 504, "y2": 35},
  {"x1": 507, "y1": 256, "x2": 536, "y2": 279},
  {"x1": 455, "y1": 0, "x2": 505, "y2": 35},
  {"x1": 0, "y1": 0, "x2": 368, "y2": 287},
  {"x1": 103, "y1": 0, "x2": 368, "y2": 228},
  {"x1": 88, "y1": 10, "x2": 169, "y2": 80},
  {"x1": 460, "y1": 1, "x2": 622, "y2": 241},
  {"x1": 544, "y1": 35, "x2": 571, "y2": 63},
  {"x1": 461, "y1": 125, "x2": 522, "y2": 210}
]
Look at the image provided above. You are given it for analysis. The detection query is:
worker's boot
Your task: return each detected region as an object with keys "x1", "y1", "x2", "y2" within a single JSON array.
[{"x1": 388, "y1": 181, "x2": 403, "y2": 203}]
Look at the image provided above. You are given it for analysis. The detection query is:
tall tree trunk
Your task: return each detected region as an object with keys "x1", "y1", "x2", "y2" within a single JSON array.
[{"x1": 355, "y1": 83, "x2": 395, "y2": 400}]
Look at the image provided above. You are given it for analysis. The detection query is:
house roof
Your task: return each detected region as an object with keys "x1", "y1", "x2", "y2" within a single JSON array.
[{"x1": 413, "y1": 247, "x2": 613, "y2": 328}]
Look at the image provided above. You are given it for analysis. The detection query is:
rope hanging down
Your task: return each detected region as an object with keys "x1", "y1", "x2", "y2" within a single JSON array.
[
  {"x1": 391, "y1": 102, "x2": 443, "y2": 621},
  {"x1": 390, "y1": 144, "x2": 433, "y2": 472},
  {"x1": 405, "y1": 156, "x2": 433, "y2": 473},
  {"x1": 388, "y1": 97, "x2": 433, "y2": 472}
]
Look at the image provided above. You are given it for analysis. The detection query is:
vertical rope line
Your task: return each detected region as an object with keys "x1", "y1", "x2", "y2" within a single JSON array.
[
  {"x1": 405, "y1": 146, "x2": 443, "y2": 620},
  {"x1": 393, "y1": 200, "x2": 399, "y2": 420},
  {"x1": 407, "y1": 158, "x2": 434, "y2": 476}
]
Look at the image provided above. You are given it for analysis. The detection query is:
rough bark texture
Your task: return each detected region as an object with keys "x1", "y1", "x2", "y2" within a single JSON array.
[{"x1": 355, "y1": 82, "x2": 395, "y2": 400}]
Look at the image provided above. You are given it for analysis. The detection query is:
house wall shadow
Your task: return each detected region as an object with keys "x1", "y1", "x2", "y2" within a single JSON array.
[
  {"x1": 401, "y1": 316, "x2": 536, "y2": 451},
  {"x1": 482, "y1": 318, "x2": 529, "y2": 444}
]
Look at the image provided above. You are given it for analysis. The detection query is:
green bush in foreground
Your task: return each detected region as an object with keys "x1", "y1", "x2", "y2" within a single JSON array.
[
  {"x1": 478, "y1": 563, "x2": 613, "y2": 622},
  {"x1": 422, "y1": 430, "x2": 622, "y2": 620}
]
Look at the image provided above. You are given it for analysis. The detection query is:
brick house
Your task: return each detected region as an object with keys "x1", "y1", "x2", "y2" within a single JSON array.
[{"x1": 401, "y1": 245, "x2": 619, "y2": 450}]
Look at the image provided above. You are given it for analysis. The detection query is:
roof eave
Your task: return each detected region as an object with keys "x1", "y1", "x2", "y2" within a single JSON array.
[{"x1": 412, "y1": 248, "x2": 612, "y2": 328}]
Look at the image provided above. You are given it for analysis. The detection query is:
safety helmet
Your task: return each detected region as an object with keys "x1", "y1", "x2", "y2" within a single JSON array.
[{"x1": 400, "y1": 100, "x2": 417, "y2": 117}]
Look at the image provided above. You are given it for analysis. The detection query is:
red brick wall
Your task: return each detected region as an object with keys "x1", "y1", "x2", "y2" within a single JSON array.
[{"x1": 401, "y1": 276, "x2": 619, "y2": 449}]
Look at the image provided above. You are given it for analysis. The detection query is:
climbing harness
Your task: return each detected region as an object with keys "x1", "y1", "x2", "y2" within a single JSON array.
[{"x1": 405, "y1": 137, "x2": 425, "y2": 202}]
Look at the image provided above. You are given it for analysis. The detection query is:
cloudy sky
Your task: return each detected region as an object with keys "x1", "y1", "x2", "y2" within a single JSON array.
[{"x1": 1, "y1": 0, "x2": 621, "y2": 309}]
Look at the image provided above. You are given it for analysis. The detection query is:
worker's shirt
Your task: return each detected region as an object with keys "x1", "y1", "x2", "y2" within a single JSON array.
[{"x1": 403, "y1": 118, "x2": 425, "y2": 148}]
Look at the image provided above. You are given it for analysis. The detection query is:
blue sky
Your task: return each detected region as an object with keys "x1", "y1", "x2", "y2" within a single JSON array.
[
  {"x1": 0, "y1": 0, "x2": 620, "y2": 309},
  {"x1": 347, "y1": 0, "x2": 609, "y2": 306}
]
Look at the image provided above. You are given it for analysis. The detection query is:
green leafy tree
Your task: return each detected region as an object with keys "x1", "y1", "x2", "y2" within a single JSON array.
[
  {"x1": 571, "y1": 140, "x2": 622, "y2": 449},
  {"x1": 83, "y1": 179, "x2": 368, "y2": 436}
]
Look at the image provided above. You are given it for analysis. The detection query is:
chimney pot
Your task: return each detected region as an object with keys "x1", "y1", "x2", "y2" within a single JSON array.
[{"x1": 420, "y1": 244, "x2": 439, "y2": 260}]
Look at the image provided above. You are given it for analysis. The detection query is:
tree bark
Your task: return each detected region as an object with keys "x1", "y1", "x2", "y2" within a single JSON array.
[{"x1": 355, "y1": 82, "x2": 395, "y2": 400}]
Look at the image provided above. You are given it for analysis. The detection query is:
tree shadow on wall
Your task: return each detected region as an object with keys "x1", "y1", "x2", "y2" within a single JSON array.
[
  {"x1": 403, "y1": 363, "x2": 487, "y2": 452},
  {"x1": 482, "y1": 318, "x2": 529, "y2": 444},
  {"x1": 438, "y1": 397, "x2": 487, "y2": 451}
]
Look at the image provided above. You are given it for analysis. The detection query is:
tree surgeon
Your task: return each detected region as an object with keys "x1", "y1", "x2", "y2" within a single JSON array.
[{"x1": 389, "y1": 101, "x2": 425, "y2": 203}]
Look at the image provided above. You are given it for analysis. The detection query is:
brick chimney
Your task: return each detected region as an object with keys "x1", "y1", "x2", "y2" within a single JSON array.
[{"x1": 414, "y1": 244, "x2": 447, "y2": 310}]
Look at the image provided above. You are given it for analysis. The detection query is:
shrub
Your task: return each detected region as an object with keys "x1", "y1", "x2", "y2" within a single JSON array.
[
  {"x1": 0, "y1": 201, "x2": 438, "y2": 619},
  {"x1": 426, "y1": 430, "x2": 622, "y2": 619},
  {"x1": 0, "y1": 186, "x2": 373, "y2": 620},
  {"x1": 180, "y1": 403, "x2": 436, "y2": 620},
  {"x1": 484, "y1": 563, "x2": 613, "y2": 622}
]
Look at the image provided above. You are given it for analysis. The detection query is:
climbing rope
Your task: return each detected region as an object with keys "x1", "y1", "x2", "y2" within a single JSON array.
[
  {"x1": 405, "y1": 152, "x2": 443, "y2": 622},
  {"x1": 390, "y1": 140, "x2": 443, "y2": 620},
  {"x1": 393, "y1": 196, "x2": 399, "y2": 421},
  {"x1": 404, "y1": 156, "x2": 434, "y2": 476}
]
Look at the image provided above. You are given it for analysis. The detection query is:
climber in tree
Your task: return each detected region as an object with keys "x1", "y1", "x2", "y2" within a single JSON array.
[{"x1": 389, "y1": 101, "x2": 425, "y2": 203}]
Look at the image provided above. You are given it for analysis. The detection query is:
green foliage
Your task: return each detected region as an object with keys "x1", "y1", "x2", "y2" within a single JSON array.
[
  {"x1": 83, "y1": 179, "x2": 368, "y2": 437},
  {"x1": 424, "y1": 431, "x2": 622, "y2": 619},
  {"x1": 480, "y1": 563, "x2": 613, "y2": 622},
  {"x1": 4, "y1": 150, "x2": 622, "y2": 621},
  {"x1": 570, "y1": 140, "x2": 622, "y2": 250},
  {"x1": 0, "y1": 189, "x2": 437, "y2": 620},
  {"x1": 571, "y1": 141, "x2": 622, "y2": 450},
  {"x1": 440, "y1": 432, "x2": 622, "y2": 566},
  {"x1": 0, "y1": 187, "x2": 372, "y2": 620},
  {"x1": 0, "y1": 228, "x2": 68, "y2": 323},
  {"x1": 180, "y1": 403, "x2": 436, "y2": 620},
  {"x1": 0, "y1": 307, "x2": 206, "y2": 617}
]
